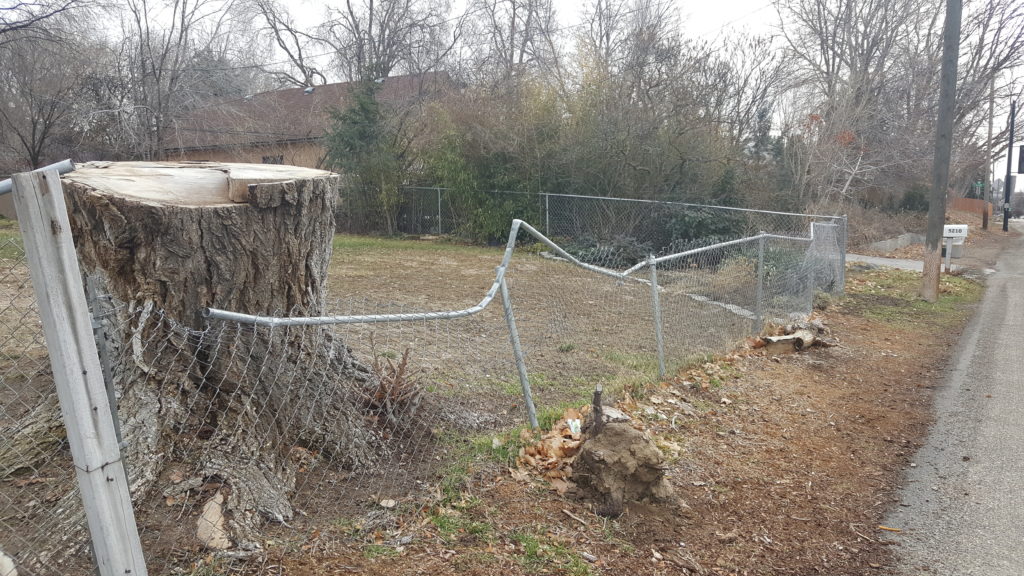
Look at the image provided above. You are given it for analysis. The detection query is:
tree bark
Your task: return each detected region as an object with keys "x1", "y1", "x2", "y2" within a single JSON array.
[{"x1": 51, "y1": 161, "x2": 381, "y2": 551}]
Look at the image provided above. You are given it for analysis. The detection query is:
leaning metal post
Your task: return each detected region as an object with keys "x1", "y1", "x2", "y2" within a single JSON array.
[
  {"x1": 499, "y1": 275, "x2": 539, "y2": 429},
  {"x1": 754, "y1": 234, "x2": 766, "y2": 335},
  {"x1": 648, "y1": 255, "x2": 667, "y2": 380}
]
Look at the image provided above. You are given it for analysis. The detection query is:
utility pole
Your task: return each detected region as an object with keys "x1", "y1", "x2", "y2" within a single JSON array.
[
  {"x1": 921, "y1": 0, "x2": 962, "y2": 302},
  {"x1": 986, "y1": 76, "x2": 994, "y2": 229},
  {"x1": 1005, "y1": 100, "x2": 1018, "y2": 231}
]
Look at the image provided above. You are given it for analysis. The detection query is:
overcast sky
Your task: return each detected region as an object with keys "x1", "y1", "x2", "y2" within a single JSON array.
[
  {"x1": 292, "y1": 0, "x2": 780, "y2": 41},
  {"x1": 552, "y1": 0, "x2": 778, "y2": 40}
]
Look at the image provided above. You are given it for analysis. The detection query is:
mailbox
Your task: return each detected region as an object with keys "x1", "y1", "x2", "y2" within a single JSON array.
[{"x1": 943, "y1": 224, "x2": 968, "y2": 258}]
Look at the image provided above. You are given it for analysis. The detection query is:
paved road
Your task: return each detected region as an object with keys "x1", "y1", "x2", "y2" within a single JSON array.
[{"x1": 886, "y1": 222, "x2": 1024, "y2": 575}]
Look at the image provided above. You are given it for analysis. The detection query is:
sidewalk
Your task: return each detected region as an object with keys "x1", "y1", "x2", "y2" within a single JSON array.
[{"x1": 885, "y1": 222, "x2": 1024, "y2": 575}]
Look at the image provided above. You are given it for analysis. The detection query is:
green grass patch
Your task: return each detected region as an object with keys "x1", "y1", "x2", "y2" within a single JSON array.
[
  {"x1": 599, "y1": 351, "x2": 662, "y2": 399},
  {"x1": 510, "y1": 529, "x2": 592, "y2": 575},
  {"x1": 429, "y1": 509, "x2": 494, "y2": 544},
  {"x1": 0, "y1": 219, "x2": 23, "y2": 259},
  {"x1": 434, "y1": 428, "x2": 533, "y2": 503},
  {"x1": 843, "y1": 268, "x2": 982, "y2": 327},
  {"x1": 362, "y1": 543, "x2": 400, "y2": 559},
  {"x1": 534, "y1": 396, "x2": 592, "y2": 431},
  {"x1": 332, "y1": 234, "x2": 495, "y2": 255}
]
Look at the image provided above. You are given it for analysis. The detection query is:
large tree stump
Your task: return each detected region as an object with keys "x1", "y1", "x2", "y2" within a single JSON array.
[{"x1": 55, "y1": 162, "x2": 381, "y2": 551}]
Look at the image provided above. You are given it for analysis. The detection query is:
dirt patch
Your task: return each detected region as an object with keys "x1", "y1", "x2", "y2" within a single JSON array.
[{"x1": 173, "y1": 260, "x2": 984, "y2": 576}]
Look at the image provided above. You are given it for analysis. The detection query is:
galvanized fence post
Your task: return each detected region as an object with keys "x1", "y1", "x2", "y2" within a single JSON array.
[
  {"x1": 436, "y1": 187, "x2": 442, "y2": 235},
  {"x1": 499, "y1": 274, "x2": 539, "y2": 429},
  {"x1": 648, "y1": 255, "x2": 667, "y2": 380},
  {"x1": 753, "y1": 234, "x2": 766, "y2": 335},
  {"x1": 544, "y1": 194, "x2": 550, "y2": 235},
  {"x1": 838, "y1": 215, "x2": 848, "y2": 295},
  {"x1": 86, "y1": 276, "x2": 125, "y2": 458},
  {"x1": 11, "y1": 169, "x2": 147, "y2": 576}
]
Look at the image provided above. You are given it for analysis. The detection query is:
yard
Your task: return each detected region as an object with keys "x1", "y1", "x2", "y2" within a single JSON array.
[
  {"x1": 0, "y1": 225, "x2": 986, "y2": 575},
  {"x1": 246, "y1": 235, "x2": 980, "y2": 576}
]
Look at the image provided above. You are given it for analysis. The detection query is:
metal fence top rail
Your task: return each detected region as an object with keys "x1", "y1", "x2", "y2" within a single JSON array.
[
  {"x1": 204, "y1": 220, "x2": 810, "y2": 328},
  {"x1": 399, "y1": 186, "x2": 847, "y2": 222},
  {"x1": 0, "y1": 159, "x2": 76, "y2": 196}
]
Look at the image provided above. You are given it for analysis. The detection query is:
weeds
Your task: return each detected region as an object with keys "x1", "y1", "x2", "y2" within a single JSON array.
[
  {"x1": 362, "y1": 544, "x2": 399, "y2": 559},
  {"x1": 843, "y1": 269, "x2": 982, "y2": 327},
  {"x1": 362, "y1": 336, "x2": 423, "y2": 428},
  {"x1": 511, "y1": 529, "x2": 592, "y2": 575}
]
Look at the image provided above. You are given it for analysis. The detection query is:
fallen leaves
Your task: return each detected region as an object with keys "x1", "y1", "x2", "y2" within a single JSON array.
[{"x1": 514, "y1": 407, "x2": 585, "y2": 494}]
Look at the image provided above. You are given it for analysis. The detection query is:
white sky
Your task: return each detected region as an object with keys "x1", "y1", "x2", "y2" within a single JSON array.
[{"x1": 291, "y1": 0, "x2": 779, "y2": 41}]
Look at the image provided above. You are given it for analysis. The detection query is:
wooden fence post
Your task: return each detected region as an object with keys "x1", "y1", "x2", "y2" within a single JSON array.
[{"x1": 11, "y1": 169, "x2": 147, "y2": 576}]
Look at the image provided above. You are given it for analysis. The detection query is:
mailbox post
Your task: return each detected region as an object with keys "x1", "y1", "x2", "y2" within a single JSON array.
[{"x1": 942, "y1": 224, "x2": 968, "y2": 272}]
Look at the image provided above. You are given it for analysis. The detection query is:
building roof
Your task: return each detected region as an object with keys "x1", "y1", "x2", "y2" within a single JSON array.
[{"x1": 164, "y1": 72, "x2": 452, "y2": 152}]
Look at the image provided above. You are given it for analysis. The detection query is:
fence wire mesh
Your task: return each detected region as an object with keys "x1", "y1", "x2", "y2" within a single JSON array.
[
  {"x1": 2, "y1": 194, "x2": 843, "y2": 574},
  {"x1": 341, "y1": 187, "x2": 846, "y2": 258},
  {"x1": 0, "y1": 234, "x2": 93, "y2": 576}
]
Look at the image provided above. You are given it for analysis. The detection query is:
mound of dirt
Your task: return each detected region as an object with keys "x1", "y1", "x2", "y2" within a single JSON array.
[{"x1": 574, "y1": 421, "x2": 674, "y2": 516}]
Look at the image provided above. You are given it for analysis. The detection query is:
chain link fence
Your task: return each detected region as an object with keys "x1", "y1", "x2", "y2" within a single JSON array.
[
  {"x1": 0, "y1": 232, "x2": 94, "y2": 576},
  {"x1": 339, "y1": 187, "x2": 847, "y2": 263},
  {"x1": 2, "y1": 187, "x2": 844, "y2": 574}
]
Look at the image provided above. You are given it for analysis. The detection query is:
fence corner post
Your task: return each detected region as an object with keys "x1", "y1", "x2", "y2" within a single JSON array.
[
  {"x1": 648, "y1": 254, "x2": 667, "y2": 380},
  {"x1": 11, "y1": 169, "x2": 147, "y2": 576},
  {"x1": 753, "y1": 233, "x2": 766, "y2": 335},
  {"x1": 499, "y1": 275, "x2": 538, "y2": 429}
]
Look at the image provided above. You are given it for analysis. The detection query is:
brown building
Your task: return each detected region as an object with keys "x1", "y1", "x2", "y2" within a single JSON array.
[{"x1": 163, "y1": 72, "x2": 452, "y2": 168}]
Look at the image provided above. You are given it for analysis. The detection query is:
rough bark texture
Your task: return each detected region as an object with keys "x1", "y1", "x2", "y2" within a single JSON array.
[
  {"x1": 53, "y1": 162, "x2": 379, "y2": 551},
  {"x1": 0, "y1": 394, "x2": 63, "y2": 477}
]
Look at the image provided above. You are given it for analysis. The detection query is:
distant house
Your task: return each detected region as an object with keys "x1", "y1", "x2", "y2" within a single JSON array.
[{"x1": 163, "y1": 72, "x2": 452, "y2": 169}]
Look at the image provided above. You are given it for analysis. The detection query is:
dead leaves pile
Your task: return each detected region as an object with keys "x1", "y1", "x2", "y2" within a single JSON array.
[
  {"x1": 676, "y1": 358, "x2": 741, "y2": 391},
  {"x1": 512, "y1": 407, "x2": 587, "y2": 495}
]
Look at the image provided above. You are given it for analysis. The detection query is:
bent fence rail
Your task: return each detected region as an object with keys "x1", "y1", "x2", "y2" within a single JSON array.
[{"x1": 206, "y1": 219, "x2": 840, "y2": 429}]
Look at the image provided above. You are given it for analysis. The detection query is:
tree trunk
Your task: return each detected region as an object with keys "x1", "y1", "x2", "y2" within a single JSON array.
[{"x1": 54, "y1": 161, "x2": 381, "y2": 552}]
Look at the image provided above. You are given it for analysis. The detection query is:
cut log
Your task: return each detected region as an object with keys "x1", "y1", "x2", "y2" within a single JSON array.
[
  {"x1": 763, "y1": 329, "x2": 817, "y2": 352},
  {"x1": 35, "y1": 161, "x2": 384, "y2": 552}
]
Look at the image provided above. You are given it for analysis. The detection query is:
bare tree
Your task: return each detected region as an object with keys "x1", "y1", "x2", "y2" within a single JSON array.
[
  {"x1": 247, "y1": 0, "x2": 328, "y2": 87},
  {"x1": 465, "y1": 0, "x2": 559, "y2": 82},
  {"x1": 110, "y1": 0, "x2": 260, "y2": 159},
  {"x1": 775, "y1": 0, "x2": 1024, "y2": 207},
  {"x1": 0, "y1": 0, "x2": 80, "y2": 45},
  {"x1": 580, "y1": 0, "x2": 628, "y2": 70},
  {"x1": 319, "y1": 0, "x2": 455, "y2": 81},
  {"x1": 0, "y1": 32, "x2": 86, "y2": 168}
]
